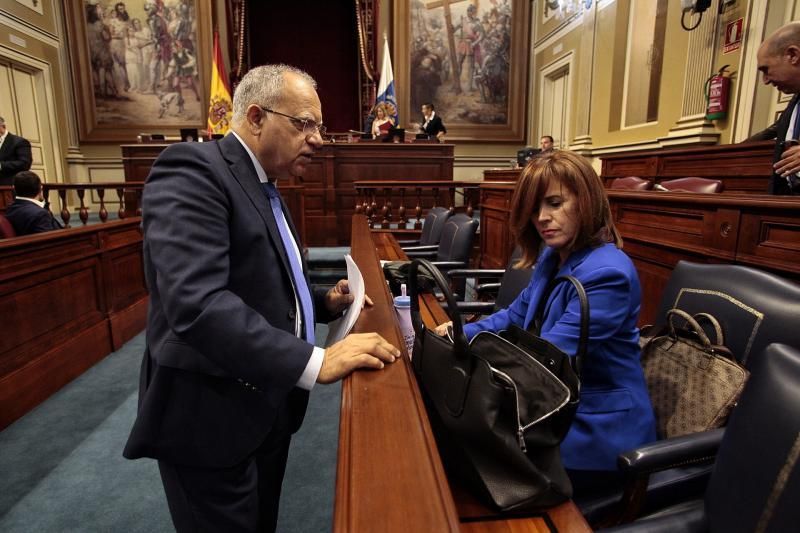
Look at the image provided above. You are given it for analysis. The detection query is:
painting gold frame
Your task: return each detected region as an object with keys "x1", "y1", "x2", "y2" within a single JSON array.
[
  {"x1": 393, "y1": 0, "x2": 530, "y2": 142},
  {"x1": 64, "y1": 0, "x2": 212, "y2": 143}
]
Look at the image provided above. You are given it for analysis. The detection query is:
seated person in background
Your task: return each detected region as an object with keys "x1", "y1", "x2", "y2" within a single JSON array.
[
  {"x1": 0, "y1": 115, "x2": 33, "y2": 186},
  {"x1": 540, "y1": 135, "x2": 555, "y2": 153},
  {"x1": 419, "y1": 102, "x2": 447, "y2": 141},
  {"x1": 6, "y1": 170, "x2": 63, "y2": 236},
  {"x1": 435, "y1": 150, "x2": 656, "y2": 494},
  {"x1": 371, "y1": 102, "x2": 395, "y2": 138}
]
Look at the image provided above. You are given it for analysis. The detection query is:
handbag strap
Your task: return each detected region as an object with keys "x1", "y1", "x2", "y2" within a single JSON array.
[
  {"x1": 532, "y1": 275, "x2": 589, "y2": 378},
  {"x1": 666, "y1": 308, "x2": 713, "y2": 349},
  {"x1": 408, "y1": 259, "x2": 470, "y2": 361}
]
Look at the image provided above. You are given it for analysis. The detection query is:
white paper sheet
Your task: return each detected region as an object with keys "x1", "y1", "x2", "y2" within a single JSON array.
[{"x1": 324, "y1": 254, "x2": 365, "y2": 347}]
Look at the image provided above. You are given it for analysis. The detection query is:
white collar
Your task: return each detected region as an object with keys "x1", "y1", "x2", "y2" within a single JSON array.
[
  {"x1": 230, "y1": 130, "x2": 271, "y2": 184},
  {"x1": 18, "y1": 196, "x2": 45, "y2": 208},
  {"x1": 0, "y1": 131, "x2": 7, "y2": 145},
  {"x1": 424, "y1": 111, "x2": 436, "y2": 123}
]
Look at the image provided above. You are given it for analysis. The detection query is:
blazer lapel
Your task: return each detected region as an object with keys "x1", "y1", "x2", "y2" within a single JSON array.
[{"x1": 216, "y1": 134, "x2": 294, "y2": 277}]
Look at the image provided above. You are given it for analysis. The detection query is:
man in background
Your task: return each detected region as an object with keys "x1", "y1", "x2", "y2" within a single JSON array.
[
  {"x1": 0, "y1": 116, "x2": 32, "y2": 186},
  {"x1": 540, "y1": 135, "x2": 555, "y2": 153},
  {"x1": 5, "y1": 171, "x2": 62, "y2": 236},
  {"x1": 420, "y1": 102, "x2": 447, "y2": 141},
  {"x1": 756, "y1": 21, "x2": 800, "y2": 194}
]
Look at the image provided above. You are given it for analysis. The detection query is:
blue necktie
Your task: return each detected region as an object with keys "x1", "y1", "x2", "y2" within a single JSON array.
[{"x1": 262, "y1": 182, "x2": 315, "y2": 343}]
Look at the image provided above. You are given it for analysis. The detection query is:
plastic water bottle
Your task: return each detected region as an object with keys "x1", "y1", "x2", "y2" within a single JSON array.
[{"x1": 394, "y1": 284, "x2": 415, "y2": 359}]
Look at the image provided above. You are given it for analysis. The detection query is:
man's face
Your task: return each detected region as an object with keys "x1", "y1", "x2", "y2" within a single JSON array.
[
  {"x1": 0, "y1": 123, "x2": 6, "y2": 136},
  {"x1": 256, "y1": 72, "x2": 323, "y2": 180},
  {"x1": 422, "y1": 105, "x2": 432, "y2": 118},
  {"x1": 757, "y1": 42, "x2": 800, "y2": 94},
  {"x1": 540, "y1": 137, "x2": 553, "y2": 151}
]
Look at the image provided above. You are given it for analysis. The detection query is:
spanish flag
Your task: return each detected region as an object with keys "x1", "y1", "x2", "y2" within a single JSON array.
[{"x1": 207, "y1": 30, "x2": 232, "y2": 137}]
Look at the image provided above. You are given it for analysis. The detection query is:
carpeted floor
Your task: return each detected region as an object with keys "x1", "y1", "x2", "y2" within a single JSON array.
[{"x1": 0, "y1": 327, "x2": 339, "y2": 532}]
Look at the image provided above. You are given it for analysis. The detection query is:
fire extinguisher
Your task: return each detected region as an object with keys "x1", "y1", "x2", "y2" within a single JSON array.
[{"x1": 705, "y1": 65, "x2": 731, "y2": 120}]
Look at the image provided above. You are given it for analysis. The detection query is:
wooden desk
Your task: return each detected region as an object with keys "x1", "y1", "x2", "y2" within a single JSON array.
[
  {"x1": 336, "y1": 215, "x2": 591, "y2": 532},
  {"x1": 121, "y1": 142, "x2": 455, "y2": 246}
]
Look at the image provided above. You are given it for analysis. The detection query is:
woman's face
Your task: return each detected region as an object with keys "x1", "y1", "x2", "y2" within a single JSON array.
[
  {"x1": 376, "y1": 107, "x2": 385, "y2": 119},
  {"x1": 532, "y1": 179, "x2": 578, "y2": 264}
]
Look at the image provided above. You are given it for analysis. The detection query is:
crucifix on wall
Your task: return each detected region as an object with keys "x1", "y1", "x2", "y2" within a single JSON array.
[{"x1": 424, "y1": 0, "x2": 468, "y2": 94}]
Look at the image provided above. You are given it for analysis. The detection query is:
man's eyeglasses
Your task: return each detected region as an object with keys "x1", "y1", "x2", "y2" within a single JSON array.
[{"x1": 260, "y1": 107, "x2": 326, "y2": 137}]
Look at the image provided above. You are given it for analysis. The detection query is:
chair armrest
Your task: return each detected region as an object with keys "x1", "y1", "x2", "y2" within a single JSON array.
[
  {"x1": 401, "y1": 244, "x2": 438, "y2": 252},
  {"x1": 397, "y1": 239, "x2": 421, "y2": 246},
  {"x1": 445, "y1": 268, "x2": 506, "y2": 280},
  {"x1": 454, "y1": 301, "x2": 496, "y2": 315},
  {"x1": 404, "y1": 249, "x2": 438, "y2": 259},
  {"x1": 475, "y1": 282, "x2": 501, "y2": 296},
  {"x1": 618, "y1": 428, "x2": 725, "y2": 475},
  {"x1": 430, "y1": 261, "x2": 468, "y2": 271}
]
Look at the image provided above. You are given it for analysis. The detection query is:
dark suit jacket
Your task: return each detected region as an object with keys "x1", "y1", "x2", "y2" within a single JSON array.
[
  {"x1": 0, "y1": 133, "x2": 33, "y2": 185},
  {"x1": 770, "y1": 93, "x2": 800, "y2": 195},
  {"x1": 5, "y1": 199, "x2": 62, "y2": 236},
  {"x1": 421, "y1": 114, "x2": 447, "y2": 137},
  {"x1": 123, "y1": 134, "x2": 333, "y2": 468}
]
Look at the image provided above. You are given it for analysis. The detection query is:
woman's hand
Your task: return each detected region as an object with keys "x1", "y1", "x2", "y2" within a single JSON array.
[{"x1": 434, "y1": 321, "x2": 453, "y2": 336}]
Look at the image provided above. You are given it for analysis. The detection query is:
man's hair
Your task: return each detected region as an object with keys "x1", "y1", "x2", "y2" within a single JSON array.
[
  {"x1": 13, "y1": 171, "x2": 42, "y2": 198},
  {"x1": 422, "y1": 102, "x2": 435, "y2": 110},
  {"x1": 767, "y1": 21, "x2": 800, "y2": 56},
  {"x1": 541, "y1": 135, "x2": 554, "y2": 143},
  {"x1": 231, "y1": 64, "x2": 316, "y2": 124},
  {"x1": 510, "y1": 150, "x2": 621, "y2": 268}
]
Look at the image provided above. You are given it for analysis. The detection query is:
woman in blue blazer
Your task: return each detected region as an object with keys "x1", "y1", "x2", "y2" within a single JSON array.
[{"x1": 437, "y1": 150, "x2": 656, "y2": 491}]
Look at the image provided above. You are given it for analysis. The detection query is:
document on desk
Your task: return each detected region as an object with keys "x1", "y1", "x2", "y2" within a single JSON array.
[{"x1": 324, "y1": 254, "x2": 365, "y2": 347}]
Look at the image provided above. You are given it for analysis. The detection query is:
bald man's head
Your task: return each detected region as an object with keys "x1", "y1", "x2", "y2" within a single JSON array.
[{"x1": 758, "y1": 22, "x2": 800, "y2": 94}]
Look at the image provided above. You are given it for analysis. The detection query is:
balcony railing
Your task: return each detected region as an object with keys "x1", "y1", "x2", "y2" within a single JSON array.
[{"x1": 354, "y1": 180, "x2": 480, "y2": 229}]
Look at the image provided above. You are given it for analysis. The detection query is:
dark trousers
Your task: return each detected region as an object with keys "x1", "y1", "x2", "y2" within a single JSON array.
[{"x1": 158, "y1": 413, "x2": 292, "y2": 533}]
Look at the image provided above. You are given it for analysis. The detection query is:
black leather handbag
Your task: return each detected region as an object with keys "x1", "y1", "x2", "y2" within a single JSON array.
[{"x1": 408, "y1": 259, "x2": 587, "y2": 512}]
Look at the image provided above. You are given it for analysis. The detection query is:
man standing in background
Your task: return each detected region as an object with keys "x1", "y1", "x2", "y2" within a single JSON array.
[
  {"x1": 0, "y1": 116, "x2": 32, "y2": 186},
  {"x1": 756, "y1": 21, "x2": 800, "y2": 194}
]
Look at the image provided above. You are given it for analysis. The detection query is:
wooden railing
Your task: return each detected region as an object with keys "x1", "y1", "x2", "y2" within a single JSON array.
[
  {"x1": 1, "y1": 182, "x2": 145, "y2": 227},
  {"x1": 353, "y1": 180, "x2": 480, "y2": 229}
]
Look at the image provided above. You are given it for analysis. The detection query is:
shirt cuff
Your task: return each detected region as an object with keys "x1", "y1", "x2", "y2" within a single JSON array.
[{"x1": 296, "y1": 346, "x2": 324, "y2": 390}]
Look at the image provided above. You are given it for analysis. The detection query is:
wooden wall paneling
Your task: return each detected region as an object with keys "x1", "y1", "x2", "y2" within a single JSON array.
[
  {"x1": 737, "y1": 209, "x2": 800, "y2": 275},
  {"x1": 479, "y1": 182, "x2": 517, "y2": 268},
  {"x1": 0, "y1": 220, "x2": 147, "y2": 429}
]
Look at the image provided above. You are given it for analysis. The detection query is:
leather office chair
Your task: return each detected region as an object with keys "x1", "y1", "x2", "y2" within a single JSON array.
[
  {"x1": 603, "y1": 343, "x2": 800, "y2": 533},
  {"x1": 404, "y1": 213, "x2": 478, "y2": 276},
  {"x1": 610, "y1": 177, "x2": 654, "y2": 191},
  {"x1": 657, "y1": 177, "x2": 724, "y2": 193},
  {"x1": 578, "y1": 261, "x2": 800, "y2": 526},
  {"x1": 445, "y1": 246, "x2": 533, "y2": 316},
  {"x1": 398, "y1": 206, "x2": 453, "y2": 249},
  {"x1": 0, "y1": 213, "x2": 17, "y2": 239}
]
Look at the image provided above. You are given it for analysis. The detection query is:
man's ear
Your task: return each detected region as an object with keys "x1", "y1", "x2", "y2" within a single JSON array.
[
  {"x1": 246, "y1": 104, "x2": 264, "y2": 133},
  {"x1": 786, "y1": 44, "x2": 800, "y2": 65}
]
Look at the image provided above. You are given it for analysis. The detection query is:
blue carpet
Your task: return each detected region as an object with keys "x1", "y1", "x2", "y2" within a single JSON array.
[{"x1": 0, "y1": 326, "x2": 339, "y2": 532}]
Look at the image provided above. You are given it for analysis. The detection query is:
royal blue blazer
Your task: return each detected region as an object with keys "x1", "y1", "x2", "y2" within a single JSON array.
[{"x1": 464, "y1": 244, "x2": 657, "y2": 471}]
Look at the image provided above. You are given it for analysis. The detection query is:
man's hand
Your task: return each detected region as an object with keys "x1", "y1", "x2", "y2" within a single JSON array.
[
  {"x1": 775, "y1": 143, "x2": 800, "y2": 177},
  {"x1": 317, "y1": 332, "x2": 400, "y2": 384},
  {"x1": 325, "y1": 279, "x2": 373, "y2": 314}
]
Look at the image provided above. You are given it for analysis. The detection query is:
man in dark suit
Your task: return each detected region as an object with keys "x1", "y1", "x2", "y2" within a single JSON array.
[
  {"x1": 757, "y1": 21, "x2": 800, "y2": 194},
  {"x1": 0, "y1": 116, "x2": 33, "y2": 186},
  {"x1": 5, "y1": 171, "x2": 62, "y2": 236},
  {"x1": 123, "y1": 64, "x2": 400, "y2": 532},
  {"x1": 420, "y1": 102, "x2": 447, "y2": 140}
]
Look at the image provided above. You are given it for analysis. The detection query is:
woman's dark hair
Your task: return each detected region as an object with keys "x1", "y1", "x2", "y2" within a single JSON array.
[{"x1": 510, "y1": 150, "x2": 622, "y2": 268}]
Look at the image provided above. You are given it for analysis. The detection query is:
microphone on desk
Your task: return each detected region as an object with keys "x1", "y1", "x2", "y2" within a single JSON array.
[{"x1": 348, "y1": 129, "x2": 368, "y2": 135}]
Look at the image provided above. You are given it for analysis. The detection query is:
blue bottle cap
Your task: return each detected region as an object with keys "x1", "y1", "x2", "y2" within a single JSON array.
[{"x1": 394, "y1": 295, "x2": 410, "y2": 308}]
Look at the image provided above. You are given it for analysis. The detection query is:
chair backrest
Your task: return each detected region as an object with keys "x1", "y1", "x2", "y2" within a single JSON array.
[
  {"x1": 436, "y1": 213, "x2": 478, "y2": 264},
  {"x1": 704, "y1": 343, "x2": 800, "y2": 533},
  {"x1": 658, "y1": 177, "x2": 724, "y2": 193},
  {"x1": 419, "y1": 206, "x2": 453, "y2": 246},
  {"x1": 0, "y1": 213, "x2": 17, "y2": 239},
  {"x1": 610, "y1": 176, "x2": 653, "y2": 190},
  {"x1": 653, "y1": 261, "x2": 800, "y2": 368},
  {"x1": 494, "y1": 246, "x2": 534, "y2": 310}
]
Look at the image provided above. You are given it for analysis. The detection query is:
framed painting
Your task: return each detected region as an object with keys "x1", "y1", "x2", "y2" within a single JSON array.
[
  {"x1": 394, "y1": 0, "x2": 530, "y2": 142},
  {"x1": 65, "y1": 0, "x2": 212, "y2": 142}
]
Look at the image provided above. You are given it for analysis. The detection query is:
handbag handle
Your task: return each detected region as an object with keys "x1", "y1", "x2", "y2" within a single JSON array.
[
  {"x1": 532, "y1": 275, "x2": 589, "y2": 377},
  {"x1": 692, "y1": 312, "x2": 725, "y2": 346},
  {"x1": 666, "y1": 308, "x2": 713, "y2": 350},
  {"x1": 408, "y1": 259, "x2": 470, "y2": 359}
]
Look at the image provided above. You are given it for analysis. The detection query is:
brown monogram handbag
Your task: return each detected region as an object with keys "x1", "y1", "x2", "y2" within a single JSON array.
[{"x1": 640, "y1": 309, "x2": 749, "y2": 439}]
